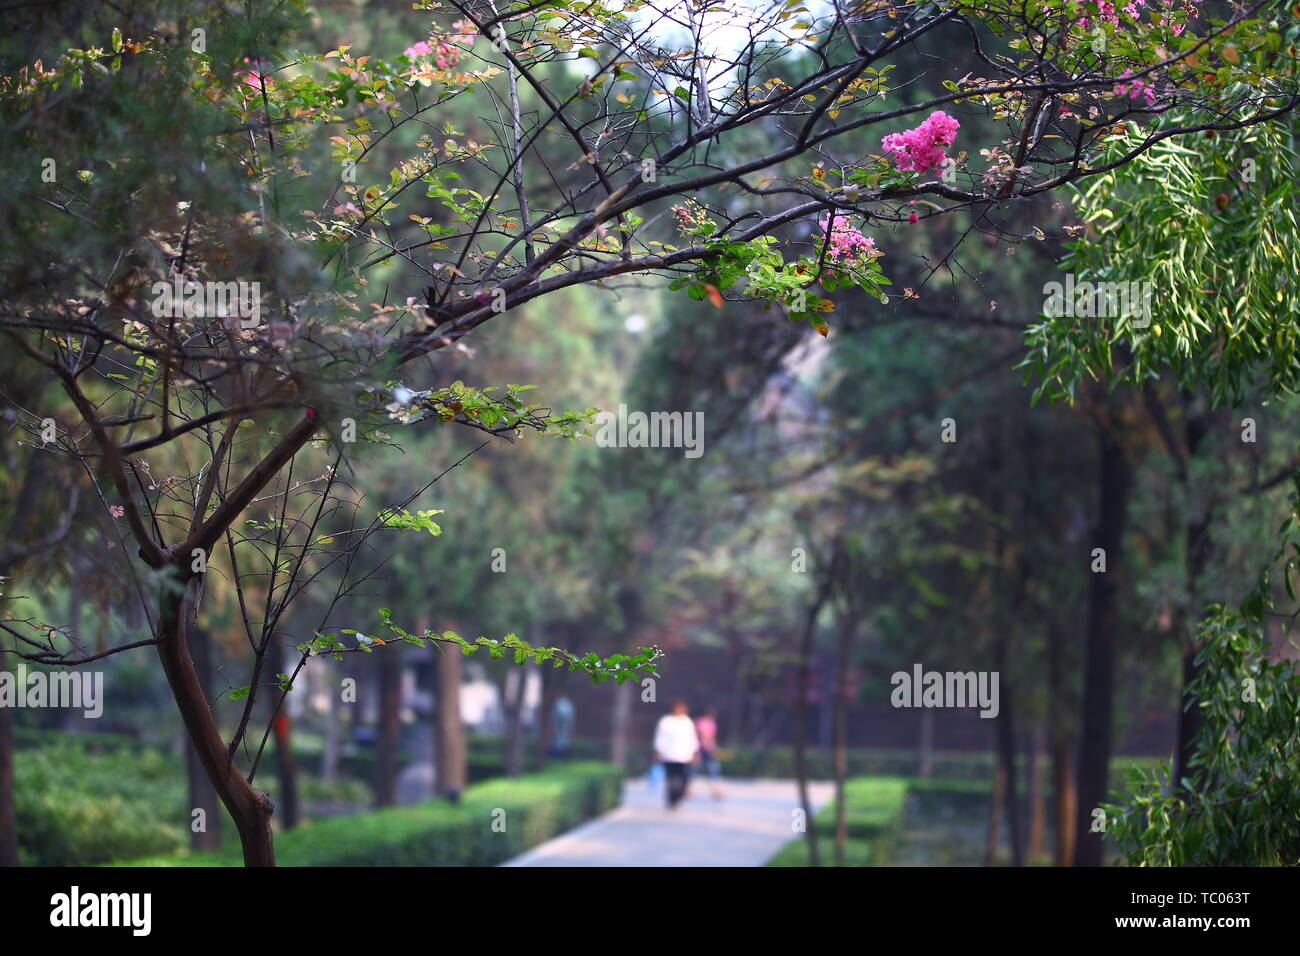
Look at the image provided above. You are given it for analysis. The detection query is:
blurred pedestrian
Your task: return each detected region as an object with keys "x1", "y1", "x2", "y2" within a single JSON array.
[
  {"x1": 652, "y1": 699, "x2": 699, "y2": 809},
  {"x1": 694, "y1": 705, "x2": 724, "y2": 800},
  {"x1": 548, "y1": 695, "x2": 574, "y2": 758}
]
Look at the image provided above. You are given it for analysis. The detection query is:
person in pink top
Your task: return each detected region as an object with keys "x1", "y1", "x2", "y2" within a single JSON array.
[{"x1": 694, "y1": 706, "x2": 724, "y2": 800}]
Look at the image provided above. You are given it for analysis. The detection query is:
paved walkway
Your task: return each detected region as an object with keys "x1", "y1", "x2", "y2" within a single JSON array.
[{"x1": 503, "y1": 778, "x2": 834, "y2": 867}]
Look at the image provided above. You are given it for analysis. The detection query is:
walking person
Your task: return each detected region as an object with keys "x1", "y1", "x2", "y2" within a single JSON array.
[
  {"x1": 694, "y1": 705, "x2": 725, "y2": 800},
  {"x1": 652, "y1": 700, "x2": 699, "y2": 810}
]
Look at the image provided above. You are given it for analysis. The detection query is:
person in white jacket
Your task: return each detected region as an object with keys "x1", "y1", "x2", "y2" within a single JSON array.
[{"x1": 653, "y1": 700, "x2": 700, "y2": 809}]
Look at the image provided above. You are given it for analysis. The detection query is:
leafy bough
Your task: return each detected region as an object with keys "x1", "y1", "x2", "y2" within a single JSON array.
[{"x1": 304, "y1": 607, "x2": 662, "y2": 686}]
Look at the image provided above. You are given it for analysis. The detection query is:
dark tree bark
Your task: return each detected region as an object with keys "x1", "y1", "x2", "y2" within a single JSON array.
[
  {"x1": 0, "y1": 451, "x2": 60, "y2": 867},
  {"x1": 0, "y1": 704, "x2": 16, "y2": 867},
  {"x1": 817, "y1": 650, "x2": 834, "y2": 752},
  {"x1": 185, "y1": 622, "x2": 221, "y2": 850},
  {"x1": 995, "y1": 669, "x2": 1024, "y2": 866},
  {"x1": 267, "y1": 637, "x2": 299, "y2": 829},
  {"x1": 793, "y1": 574, "x2": 832, "y2": 867},
  {"x1": 157, "y1": 584, "x2": 275, "y2": 866},
  {"x1": 918, "y1": 709, "x2": 935, "y2": 778},
  {"x1": 608, "y1": 587, "x2": 641, "y2": 769},
  {"x1": 374, "y1": 644, "x2": 402, "y2": 807},
  {"x1": 984, "y1": 748, "x2": 1005, "y2": 867},
  {"x1": 503, "y1": 668, "x2": 528, "y2": 778},
  {"x1": 831, "y1": 610, "x2": 855, "y2": 867},
  {"x1": 1, "y1": 447, "x2": 83, "y2": 866},
  {"x1": 435, "y1": 642, "x2": 466, "y2": 800},
  {"x1": 320, "y1": 659, "x2": 341, "y2": 783},
  {"x1": 535, "y1": 664, "x2": 553, "y2": 772},
  {"x1": 726, "y1": 647, "x2": 748, "y2": 749},
  {"x1": 1027, "y1": 726, "x2": 1047, "y2": 861},
  {"x1": 1074, "y1": 421, "x2": 1130, "y2": 866},
  {"x1": 1046, "y1": 617, "x2": 1076, "y2": 866},
  {"x1": 1053, "y1": 740, "x2": 1077, "y2": 866},
  {"x1": 609, "y1": 679, "x2": 633, "y2": 769}
]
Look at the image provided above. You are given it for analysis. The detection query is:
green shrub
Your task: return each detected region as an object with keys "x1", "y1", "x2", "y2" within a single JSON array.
[
  {"x1": 904, "y1": 776, "x2": 994, "y2": 815},
  {"x1": 15, "y1": 743, "x2": 187, "y2": 866},
  {"x1": 111, "y1": 761, "x2": 624, "y2": 867},
  {"x1": 766, "y1": 836, "x2": 881, "y2": 867},
  {"x1": 14, "y1": 728, "x2": 149, "y2": 753},
  {"x1": 722, "y1": 745, "x2": 1159, "y2": 784},
  {"x1": 765, "y1": 776, "x2": 909, "y2": 867}
]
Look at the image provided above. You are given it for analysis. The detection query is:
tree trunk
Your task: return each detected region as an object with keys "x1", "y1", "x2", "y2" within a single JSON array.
[
  {"x1": 1074, "y1": 422, "x2": 1129, "y2": 866},
  {"x1": 918, "y1": 709, "x2": 935, "y2": 778},
  {"x1": 157, "y1": 584, "x2": 275, "y2": 866},
  {"x1": 1027, "y1": 726, "x2": 1047, "y2": 861},
  {"x1": 321, "y1": 659, "x2": 341, "y2": 783},
  {"x1": 726, "y1": 649, "x2": 748, "y2": 749},
  {"x1": 818, "y1": 651, "x2": 834, "y2": 752},
  {"x1": 1046, "y1": 615, "x2": 1076, "y2": 867},
  {"x1": 267, "y1": 637, "x2": 299, "y2": 829},
  {"x1": 535, "y1": 665, "x2": 553, "y2": 772},
  {"x1": 185, "y1": 623, "x2": 221, "y2": 850},
  {"x1": 832, "y1": 612, "x2": 854, "y2": 867},
  {"x1": 374, "y1": 646, "x2": 402, "y2": 807},
  {"x1": 793, "y1": 586, "x2": 828, "y2": 867},
  {"x1": 435, "y1": 643, "x2": 466, "y2": 800},
  {"x1": 0, "y1": 703, "x2": 17, "y2": 866},
  {"x1": 503, "y1": 668, "x2": 528, "y2": 777},
  {"x1": 984, "y1": 754, "x2": 1005, "y2": 867},
  {"x1": 609, "y1": 678, "x2": 633, "y2": 769},
  {"x1": 996, "y1": 679, "x2": 1024, "y2": 866},
  {"x1": 1052, "y1": 733, "x2": 1077, "y2": 867},
  {"x1": 0, "y1": 454, "x2": 55, "y2": 867}
]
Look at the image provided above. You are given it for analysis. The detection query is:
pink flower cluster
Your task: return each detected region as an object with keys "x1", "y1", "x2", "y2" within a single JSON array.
[
  {"x1": 405, "y1": 20, "x2": 478, "y2": 69},
  {"x1": 1077, "y1": 0, "x2": 1196, "y2": 33},
  {"x1": 1114, "y1": 69, "x2": 1158, "y2": 106},
  {"x1": 818, "y1": 215, "x2": 876, "y2": 263},
  {"x1": 1078, "y1": 0, "x2": 1134, "y2": 29},
  {"x1": 671, "y1": 200, "x2": 714, "y2": 236},
  {"x1": 880, "y1": 110, "x2": 960, "y2": 174},
  {"x1": 236, "y1": 58, "x2": 274, "y2": 91}
]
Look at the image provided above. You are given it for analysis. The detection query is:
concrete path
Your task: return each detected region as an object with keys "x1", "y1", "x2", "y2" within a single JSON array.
[{"x1": 503, "y1": 778, "x2": 834, "y2": 867}]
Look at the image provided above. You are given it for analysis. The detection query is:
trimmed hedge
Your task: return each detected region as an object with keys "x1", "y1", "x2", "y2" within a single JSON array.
[
  {"x1": 721, "y1": 745, "x2": 1160, "y2": 785},
  {"x1": 766, "y1": 777, "x2": 910, "y2": 867},
  {"x1": 111, "y1": 761, "x2": 624, "y2": 867}
]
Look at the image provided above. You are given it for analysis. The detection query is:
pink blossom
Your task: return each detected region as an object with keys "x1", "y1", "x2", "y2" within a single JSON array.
[
  {"x1": 880, "y1": 110, "x2": 961, "y2": 174},
  {"x1": 817, "y1": 215, "x2": 876, "y2": 263},
  {"x1": 1114, "y1": 69, "x2": 1158, "y2": 106},
  {"x1": 237, "y1": 59, "x2": 273, "y2": 91},
  {"x1": 407, "y1": 21, "x2": 477, "y2": 70},
  {"x1": 109, "y1": 505, "x2": 125, "y2": 519}
]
